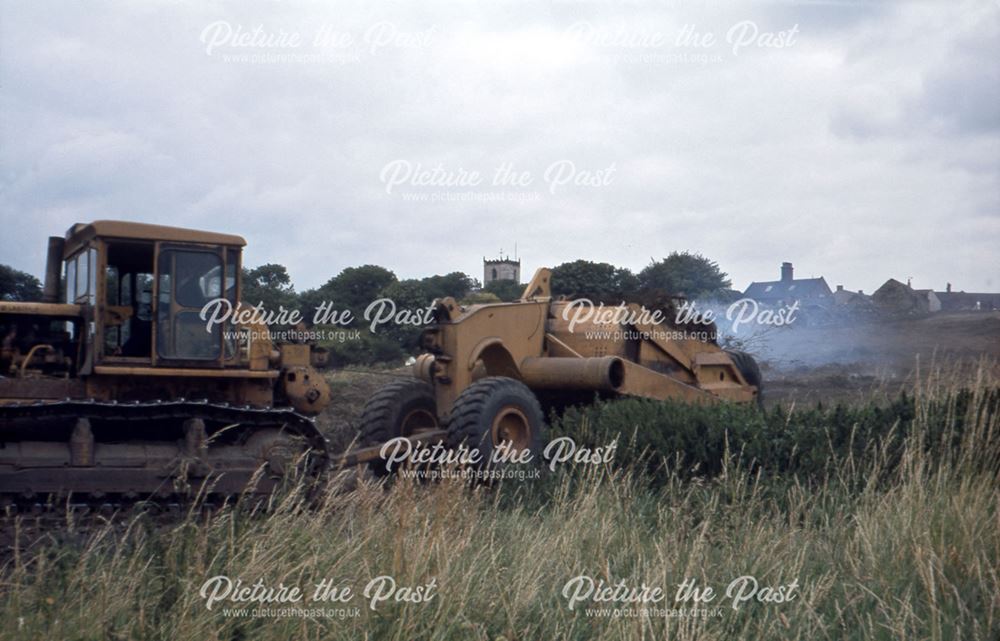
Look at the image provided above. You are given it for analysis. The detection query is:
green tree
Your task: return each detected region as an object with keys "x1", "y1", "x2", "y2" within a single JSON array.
[
  {"x1": 316, "y1": 270, "x2": 475, "y2": 365},
  {"x1": 0, "y1": 264, "x2": 43, "y2": 301},
  {"x1": 245, "y1": 263, "x2": 292, "y2": 291},
  {"x1": 461, "y1": 291, "x2": 502, "y2": 305},
  {"x1": 419, "y1": 272, "x2": 476, "y2": 300},
  {"x1": 376, "y1": 279, "x2": 435, "y2": 350},
  {"x1": 241, "y1": 263, "x2": 298, "y2": 320},
  {"x1": 483, "y1": 279, "x2": 524, "y2": 302},
  {"x1": 300, "y1": 265, "x2": 398, "y2": 325},
  {"x1": 550, "y1": 260, "x2": 639, "y2": 302},
  {"x1": 297, "y1": 287, "x2": 326, "y2": 325},
  {"x1": 328, "y1": 265, "x2": 397, "y2": 310},
  {"x1": 638, "y1": 252, "x2": 731, "y2": 298},
  {"x1": 374, "y1": 273, "x2": 474, "y2": 349}
]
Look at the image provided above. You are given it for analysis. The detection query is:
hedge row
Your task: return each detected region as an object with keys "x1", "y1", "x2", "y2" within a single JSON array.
[{"x1": 548, "y1": 388, "x2": 1000, "y2": 485}]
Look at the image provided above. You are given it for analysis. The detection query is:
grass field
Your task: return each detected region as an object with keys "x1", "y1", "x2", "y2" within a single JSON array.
[{"x1": 1, "y1": 361, "x2": 997, "y2": 641}]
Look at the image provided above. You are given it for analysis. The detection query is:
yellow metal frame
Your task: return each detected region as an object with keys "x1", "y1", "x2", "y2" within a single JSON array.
[{"x1": 416, "y1": 268, "x2": 759, "y2": 417}]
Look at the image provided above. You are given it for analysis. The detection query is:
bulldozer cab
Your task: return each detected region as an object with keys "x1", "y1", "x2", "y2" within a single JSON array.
[{"x1": 60, "y1": 221, "x2": 246, "y2": 371}]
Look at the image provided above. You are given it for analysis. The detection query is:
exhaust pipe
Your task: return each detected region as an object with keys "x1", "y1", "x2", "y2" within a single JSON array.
[
  {"x1": 42, "y1": 236, "x2": 65, "y2": 303},
  {"x1": 520, "y1": 356, "x2": 625, "y2": 392}
]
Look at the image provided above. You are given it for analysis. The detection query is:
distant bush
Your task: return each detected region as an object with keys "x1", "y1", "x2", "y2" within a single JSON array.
[
  {"x1": 320, "y1": 329, "x2": 406, "y2": 367},
  {"x1": 551, "y1": 388, "x2": 1000, "y2": 485},
  {"x1": 482, "y1": 279, "x2": 524, "y2": 301},
  {"x1": 461, "y1": 292, "x2": 502, "y2": 305}
]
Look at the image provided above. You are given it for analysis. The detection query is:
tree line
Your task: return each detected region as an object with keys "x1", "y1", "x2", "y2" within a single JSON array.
[
  {"x1": 1, "y1": 252, "x2": 734, "y2": 365},
  {"x1": 242, "y1": 252, "x2": 734, "y2": 365}
]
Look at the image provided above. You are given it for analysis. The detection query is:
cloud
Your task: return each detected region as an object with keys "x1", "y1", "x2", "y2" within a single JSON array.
[{"x1": 0, "y1": 0, "x2": 996, "y2": 295}]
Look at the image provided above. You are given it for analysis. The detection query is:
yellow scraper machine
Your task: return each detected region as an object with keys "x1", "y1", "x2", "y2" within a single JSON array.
[{"x1": 354, "y1": 268, "x2": 761, "y2": 470}]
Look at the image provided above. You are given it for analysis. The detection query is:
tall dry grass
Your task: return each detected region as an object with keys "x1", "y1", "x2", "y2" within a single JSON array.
[{"x1": 1, "y1": 361, "x2": 997, "y2": 640}]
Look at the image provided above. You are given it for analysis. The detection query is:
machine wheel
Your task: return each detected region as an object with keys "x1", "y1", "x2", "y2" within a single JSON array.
[
  {"x1": 359, "y1": 378, "x2": 439, "y2": 475},
  {"x1": 447, "y1": 377, "x2": 546, "y2": 468},
  {"x1": 725, "y1": 349, "x2": 764, "y2": 407}
]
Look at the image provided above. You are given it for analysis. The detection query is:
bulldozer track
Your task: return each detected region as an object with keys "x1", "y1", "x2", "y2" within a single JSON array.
[{"x1": 0, "y1": 398, "x2": 332, "y2": 500}]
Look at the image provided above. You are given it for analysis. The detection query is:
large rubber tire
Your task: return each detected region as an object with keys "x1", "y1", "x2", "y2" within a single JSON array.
[
  {"x1": 447, "y1": 377, "x2": 546, "y2": 469},
  {"x1": 725, "y1": 349, "x2": 764, "y2": 407},
  {"x1": 358, "y1": 378, "x2": 439, "y2": 476}
]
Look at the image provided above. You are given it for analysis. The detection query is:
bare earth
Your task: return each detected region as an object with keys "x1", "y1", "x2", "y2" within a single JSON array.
[{"x1": 317, "y1": 367, "x2": 413, "y2": 451}]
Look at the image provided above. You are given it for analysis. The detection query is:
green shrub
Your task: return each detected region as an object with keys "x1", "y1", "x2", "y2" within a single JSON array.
[
  {"x1": 320, "y1": 330, "x2": 406, "y2": 366},
  {"x1": 551, "y1": 388, "x2": 1000, "y2": 486}
]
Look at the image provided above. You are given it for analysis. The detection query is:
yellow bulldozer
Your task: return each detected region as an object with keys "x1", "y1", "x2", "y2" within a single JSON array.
[
  {"x1": 357, "y1": 268, "x2": 761, "y2": 470},
  {"x1": 0, "y1": 221, "x2": 332, "y2": 499}
]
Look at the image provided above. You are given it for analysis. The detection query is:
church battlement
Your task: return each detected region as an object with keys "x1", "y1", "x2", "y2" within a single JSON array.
[{"x1": 484, "y1": 256, "x2": 520, "y2": 283}]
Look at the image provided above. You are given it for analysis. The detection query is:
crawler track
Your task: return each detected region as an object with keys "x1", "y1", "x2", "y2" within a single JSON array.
[{"x1": 0, "y1": 398, "x2": 332, "y2": 500}]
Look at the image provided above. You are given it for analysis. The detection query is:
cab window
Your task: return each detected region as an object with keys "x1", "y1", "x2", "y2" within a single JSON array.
[
  {"x1": 64, "y1": 249, "x2": 96, "y2": 305},
  {"x1": 102, "y1": 241, "x2": 154, "y2": 358},
  {"x1": 156, "y1": 248, "x2": 223, "y2": 360}
]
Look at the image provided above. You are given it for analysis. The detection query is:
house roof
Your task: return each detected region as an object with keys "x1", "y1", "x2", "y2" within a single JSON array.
[
  {"x1": 744, "y1": 277, "x2": 832, "y2": 301},
  {"x1": 936, "y1": 291, "x2": 1000, "y2": 309},
  {"x1": 833, "y1": 288, "x2": 868, "y2": 304},
  {"x1": 872, "y1": 279, "x2": 931, "y2": 314},
  {"x1": 936, "y1": 291, "x2": 1000, "y2": 301},
  {"x1": 873, "y1": 278, "x2": 918, "y2": 298}
]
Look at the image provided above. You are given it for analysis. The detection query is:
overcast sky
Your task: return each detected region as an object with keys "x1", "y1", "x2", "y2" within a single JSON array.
[{"x1": 1, "y1": 0, "x2": 997, "y2": 294}]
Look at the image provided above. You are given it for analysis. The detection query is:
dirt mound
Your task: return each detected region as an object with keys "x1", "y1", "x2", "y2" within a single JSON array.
[{"x1": 317, "y1": 367, "x2": 414, "y2": 452}]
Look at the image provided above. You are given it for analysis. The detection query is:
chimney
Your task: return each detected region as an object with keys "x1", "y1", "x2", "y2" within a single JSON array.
[
  {"x1": 836, "y1": 285, "x2": 844, "y2": 292},
  {"x1": 946, "y1": 282, "x2": 952, "y2": 293},
  {"x1": 780, "y1": 262, "x2": 793, "y2": 283}
]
